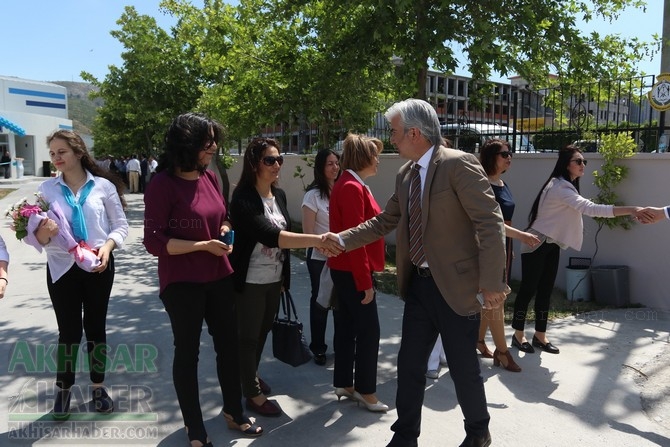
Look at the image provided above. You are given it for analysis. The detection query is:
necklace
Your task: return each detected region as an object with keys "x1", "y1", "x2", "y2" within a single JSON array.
[{"x1": 66, "y1": 174, "x2": 87, "y2": 192}]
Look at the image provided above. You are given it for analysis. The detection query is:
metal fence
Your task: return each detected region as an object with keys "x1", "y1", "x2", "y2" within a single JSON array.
[{"x1": 254, "y1": 75, "x2": 667, "y2": 154}]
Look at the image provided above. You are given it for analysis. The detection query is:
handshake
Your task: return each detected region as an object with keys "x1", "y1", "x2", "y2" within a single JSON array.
[
  {"x1": 633, "y1": 207, "x2": 667, "y2": 224},
  {"x1": 315, "y1": 232, "x2": 345, "y2": 257}
]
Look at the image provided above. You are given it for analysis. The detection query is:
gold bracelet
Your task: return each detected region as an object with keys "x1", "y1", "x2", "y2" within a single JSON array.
[{"x1": 0, "y1": 277, "x2": 7, "y2": 285}]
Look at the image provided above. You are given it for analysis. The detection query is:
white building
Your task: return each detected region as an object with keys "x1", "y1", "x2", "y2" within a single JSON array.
[{"x1": 0, "y1": 75, "x2": 72, "y2": 177}]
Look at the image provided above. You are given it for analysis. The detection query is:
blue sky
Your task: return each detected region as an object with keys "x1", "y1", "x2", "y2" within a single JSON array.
[{"x1": 0, "y1": 1, "x2": 663, "y2": 84}]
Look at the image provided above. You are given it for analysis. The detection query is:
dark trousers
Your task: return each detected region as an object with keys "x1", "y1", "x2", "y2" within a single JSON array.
[
  {"x1": 389, "y1": 272, "x2": 489, "y2": 446},
  {"x1": 47, "y1": 257, "x2": 115, "y2": 390},
  {"x1": 331, "y1": 269, "x2": 380, "y2": 394},
  {"x1": 235, "y1": 281, "x2": 282, "y2": 398},
  {"x1": 161, "y1": 277, "x2": 243, "y2": 443},
  {"x1": 511, "y1": 241, "x2": 560, "y2": 333},
  {"x1": 139, "y1": 174, "x2": 146, "y2": 193},
  {"x1": 306, "y1": 254, "x2": 331, "y2": 355}
]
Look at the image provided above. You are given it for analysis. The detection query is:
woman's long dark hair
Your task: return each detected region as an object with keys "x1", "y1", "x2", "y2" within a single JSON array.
[
  {"x1": 236, "y1": 137, "x2": 281, "y2": 190},
  {"x1": 46, "y1": 130, "x2": 126, "y2": 204},
  {"x1": 157, "y1": 112, "x2": 223, "y2": 175},
  {"x1": 306, "y1": 149, "x2": 340, "y2": 200},
  {"x1": 528, "y1": 145, "x2": 583, "y2": 227}
]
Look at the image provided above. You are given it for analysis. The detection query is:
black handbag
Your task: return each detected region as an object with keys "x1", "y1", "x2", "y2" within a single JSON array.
[{"x1": 272, "y1": 290, "x2": 312, "y2": 367}]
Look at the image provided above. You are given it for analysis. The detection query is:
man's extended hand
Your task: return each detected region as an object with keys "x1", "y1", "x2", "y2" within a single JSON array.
[
  {"x1": 635, "y1": 207, "x2": 666, "y2": 224},
  {"x1": 316, "y1": 232, "x2": 345, "y2": 257}
]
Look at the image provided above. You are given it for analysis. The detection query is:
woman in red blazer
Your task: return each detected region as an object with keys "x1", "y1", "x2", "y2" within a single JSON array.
[{"x1": 328, "y1": 133, "x2": 388, "y2": 412}]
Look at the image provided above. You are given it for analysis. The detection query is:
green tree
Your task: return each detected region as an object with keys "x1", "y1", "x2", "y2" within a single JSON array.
[
  {"x1": 81, "y1": 6, "x2": 203, "y2": 156},
  {"x1": 282, "y1": 0, "x2": 657, "y2": 99},
  {"x1": 163, "y1": 0, "x2": 395, "y2": 152}
]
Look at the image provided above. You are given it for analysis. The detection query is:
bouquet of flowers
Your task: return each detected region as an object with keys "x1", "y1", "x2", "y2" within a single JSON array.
[
  {"x1": 6, "y1": 194, "x2": 49, "y2": 240},
  {"x1": 6, "y1": 193, "x2": 100, "y2": 272}
]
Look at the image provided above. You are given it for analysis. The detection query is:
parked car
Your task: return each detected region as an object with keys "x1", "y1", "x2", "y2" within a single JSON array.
[{"x1": 440, "y1": 123, "x2": 535, "y2": 153}]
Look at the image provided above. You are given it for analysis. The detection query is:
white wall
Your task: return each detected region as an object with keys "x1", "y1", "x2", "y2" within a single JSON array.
[
  {"x1": 226, "y1": 152, "x2": 670, "y2": 310},
  {"x1": 0, "y1": 77, "x2": 72, "y2": 176}
]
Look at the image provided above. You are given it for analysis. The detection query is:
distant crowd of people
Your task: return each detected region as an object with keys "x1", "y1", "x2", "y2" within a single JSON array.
[
  {"x1": 2, "y1": 99, "x2": 669, "y2": 447},
  {"x1": 95, "y1": 153, "x2": 158, "y2": 194}
]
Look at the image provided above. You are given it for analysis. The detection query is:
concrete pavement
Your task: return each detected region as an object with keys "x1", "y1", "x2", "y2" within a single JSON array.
[{"x1": 0, "y1": 177, "x2": 668, "y2": 446}]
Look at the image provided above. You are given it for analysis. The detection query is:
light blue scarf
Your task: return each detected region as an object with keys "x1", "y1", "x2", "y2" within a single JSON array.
[{"x1": 60, "y1": 179, "x2": 94, "y2": 242}]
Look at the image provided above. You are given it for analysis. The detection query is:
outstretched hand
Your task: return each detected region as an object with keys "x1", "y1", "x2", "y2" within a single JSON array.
[
  {"x1": 635, "y1": 207, "x2": 666, "y2": 224},
  {"x1": 316, "y1": 232, "x2": 345, "y2": 257},
  {"x1": 520, "y1": 231, "x2": 541, "y2": 248}
]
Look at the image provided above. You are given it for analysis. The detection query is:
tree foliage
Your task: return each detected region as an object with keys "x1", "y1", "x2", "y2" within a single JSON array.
[
  {"x1": 85, "y1": 0, "x2": 658, "y2": 156},
  {"x1": 81, "y1": 6, "x2": 203, "y2": 156},
  {"x1": 592, "y1": 131, "x2": 637, "y2": 230}
]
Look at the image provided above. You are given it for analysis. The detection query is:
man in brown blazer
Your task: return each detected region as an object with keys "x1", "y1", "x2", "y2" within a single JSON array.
[{"x1": 332, "y1": 99, "x2": 509, "y2": 447}]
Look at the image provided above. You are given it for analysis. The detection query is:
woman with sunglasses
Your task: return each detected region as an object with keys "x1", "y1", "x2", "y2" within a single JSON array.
[
  {"x1": 328, "y1": 133, "x2": 388, "y2": 412},
  {"x1": 477, "y1": 139, "x2": 540, "y2": 373},
  {"x1": 302, "y1": 149, "x2": 341, "y2": 366},
  {"x1": 144, "y1": 113, "x2": 262, "y2": 446},
  {"x1": 230, "y1": 137, "x2": 342, "y2": 418},
  {"x1": 511, "y1": 145, "x2": 644, "y2": 355}
]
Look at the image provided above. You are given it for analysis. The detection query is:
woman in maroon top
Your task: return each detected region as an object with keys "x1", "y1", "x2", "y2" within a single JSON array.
[
  {"x1": 328, "y1": 134, "x2": 388, "y2": 412},
  {"x1": 144, "y1": 113, "x2": 262, "y2": 447}
]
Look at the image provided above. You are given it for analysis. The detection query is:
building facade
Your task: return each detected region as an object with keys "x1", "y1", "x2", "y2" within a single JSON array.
[{"x1": 0, "y1": 75, "x2": 72, "y2": 177}]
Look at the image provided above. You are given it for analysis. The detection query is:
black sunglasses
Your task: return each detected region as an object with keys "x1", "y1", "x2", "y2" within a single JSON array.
[
  {"x1": 571, "y1": 158, "x2": 588, "y2": 166},
  {"x1": 261, "y1": 155, "x2": 284, "y2": 166},
  {"x1": 497, "y1": 151, "x2": 513, "y2": 159}
]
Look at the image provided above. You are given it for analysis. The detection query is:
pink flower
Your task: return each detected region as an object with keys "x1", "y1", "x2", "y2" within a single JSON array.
[{"x1": 19, "y1": 204, "x2": 44, "y2": 218}]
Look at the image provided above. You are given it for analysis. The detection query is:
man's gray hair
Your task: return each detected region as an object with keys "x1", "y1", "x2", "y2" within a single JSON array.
[{"x1": 384, "y1": 99, "x2": 442, "y2": 147}]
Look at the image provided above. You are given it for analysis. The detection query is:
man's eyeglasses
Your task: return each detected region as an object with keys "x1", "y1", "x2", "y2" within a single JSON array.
[
  {"x1": 571, "y1": 158, "x2": 587, "y2": 166},
  {"x1": 497, "y1": 151, "x2": 513, "y2": 159},
  {"x1": 261, "y1": 155, "x2": 284, "y2": 166}
]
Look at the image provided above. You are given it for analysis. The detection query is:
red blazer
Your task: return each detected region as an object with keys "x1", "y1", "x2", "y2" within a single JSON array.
[{"x1": 328, "y1": 170, "x2": 385, "y2": 291}]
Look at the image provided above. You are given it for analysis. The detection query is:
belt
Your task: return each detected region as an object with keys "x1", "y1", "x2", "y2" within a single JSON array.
[{"x1": 413, "y1": 265, "x2": 431, "y2": 277}]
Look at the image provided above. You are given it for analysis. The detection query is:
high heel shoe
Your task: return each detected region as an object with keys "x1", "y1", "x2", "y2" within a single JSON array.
[
  {"x1": 352, "y1": 391, "x2": 389, "y2": 413},
  {"x1": 335, "y1": 387, "x2": 355, "y2": 401},
  {"x1": 224, "y1": 413, "x2": 263, "y2": 437},
  {"x1": 477, "y1": 340, "x2": 494, "y2": 358},
  {"x1": 511, "y1": 334, "x2": 535, "y2": 353},
  {"x1": 493, "y1": 349, "x2": 522, "y2": 372}
]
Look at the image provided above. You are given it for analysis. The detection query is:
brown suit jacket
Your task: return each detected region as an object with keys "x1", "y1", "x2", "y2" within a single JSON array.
[{"x1": 341, "y1": 145, "x2": 509, "y2": 316}]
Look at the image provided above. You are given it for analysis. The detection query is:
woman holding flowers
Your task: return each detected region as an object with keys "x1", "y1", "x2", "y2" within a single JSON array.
[
  {"x1": 0, "y1": 236, "x2": 8, "y2": 299},
  {"x1": 32, "y1": 130, "x2": 128, "y2": 420}
]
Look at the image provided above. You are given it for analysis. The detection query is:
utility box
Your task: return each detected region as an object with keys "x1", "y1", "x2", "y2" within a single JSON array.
[{"x1": 591, "y1": 265, "x2": 629, "y2": 307}]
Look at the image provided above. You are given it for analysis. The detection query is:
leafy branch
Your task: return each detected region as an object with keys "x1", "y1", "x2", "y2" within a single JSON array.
[{"x1": 592, "y1": 132, "x2": 636, "y2": 230}]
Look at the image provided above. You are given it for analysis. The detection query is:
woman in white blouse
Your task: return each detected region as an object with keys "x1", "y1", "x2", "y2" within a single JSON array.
[
  {"x1": 0, "y1": 236, "x2": 8, "y2": 299},
  {"x1": 511, "y1": 145, "x2": 643, "y2": 355},
  {"x1": 34, "y1": 130, "x2": 128, "y2": 420},
  {"x1": 301, "y1": 149, "x2": 340, "y2": 365}
]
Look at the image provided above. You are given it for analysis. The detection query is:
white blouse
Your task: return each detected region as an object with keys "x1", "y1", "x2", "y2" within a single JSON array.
[{"x1": 38, "y1": 170, "x2": 128, "y2": 281}]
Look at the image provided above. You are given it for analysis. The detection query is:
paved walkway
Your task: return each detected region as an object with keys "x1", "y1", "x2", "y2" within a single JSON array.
[{"x1": 0, "y1": 177, "x2": 668, "y2": 446}]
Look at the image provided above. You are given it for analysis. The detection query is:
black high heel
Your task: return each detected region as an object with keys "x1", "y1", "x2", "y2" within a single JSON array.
[{"x1": 224, "y1": 413, "x2": 263, "y2": 437}]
